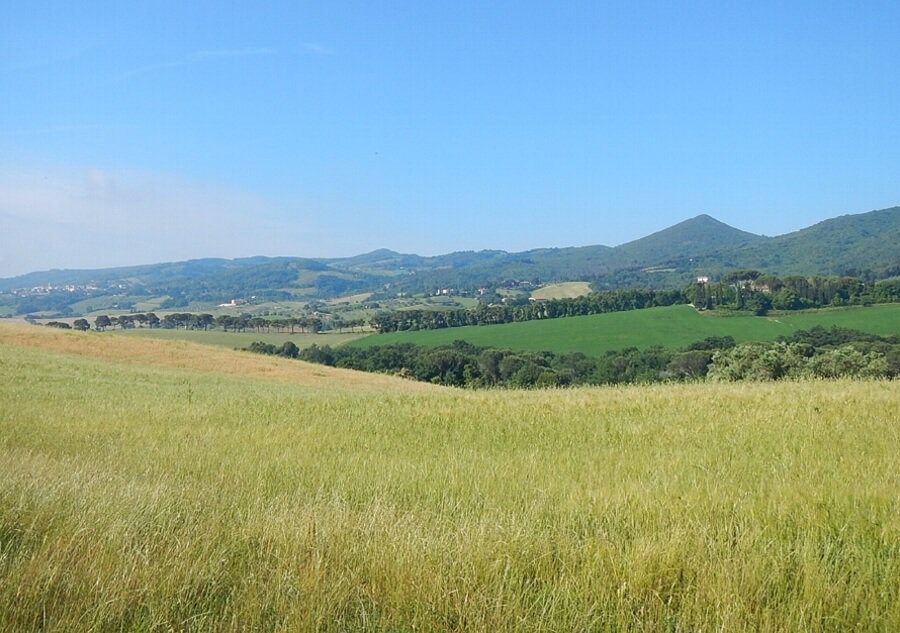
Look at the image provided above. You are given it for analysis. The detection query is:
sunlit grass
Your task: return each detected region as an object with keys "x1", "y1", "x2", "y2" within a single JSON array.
[
  {"x1": 114, "y1": 326, "x2": 366, "y2": 349},
  {"x1": 530, "y1": 281, "x2": 593, "y2": 300},
  {"x1": 1, "y1": 323, "x2": 898, "y2": 631}
]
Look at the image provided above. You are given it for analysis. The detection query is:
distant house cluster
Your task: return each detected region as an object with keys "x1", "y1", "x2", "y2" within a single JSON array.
[
  {"x1": 217, "y1": 299, "x2": 247, "y2": 308},
  {"x1": 11, "y1": 283, "x2": 106, "y2": 296}
]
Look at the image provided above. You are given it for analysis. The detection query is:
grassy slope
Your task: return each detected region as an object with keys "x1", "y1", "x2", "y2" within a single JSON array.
[
  {"x1": 113, "y1": 327, "x2": 367, "y2": 349},
  {"x1": 350, "y1": 304, "x2": 900, "y2": 355},
  {"x1": 0, "y1": 324, "x2": 426, "y2": 394},
  {"x1": 1, "y1": 324, "x2": 899, "y2": 632}
]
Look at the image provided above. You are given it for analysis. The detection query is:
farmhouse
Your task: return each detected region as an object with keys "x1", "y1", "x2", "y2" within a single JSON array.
[{"x1": 217, "y1": 299, "x2": 247, "y2": 308}]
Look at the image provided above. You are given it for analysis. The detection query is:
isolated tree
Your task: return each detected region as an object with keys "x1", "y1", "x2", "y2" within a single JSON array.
[
  {"x1": 94, "y1": 315, "x2": 111, "y2": 331},
  {"x1": 195, "y1": 313, "x2": 215, "y2": 331},
  {"x1": 73, "y1": 318, "x2": 90, "y2": 331}
]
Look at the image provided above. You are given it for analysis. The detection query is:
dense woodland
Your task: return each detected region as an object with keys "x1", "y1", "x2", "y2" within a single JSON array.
[{"x1": 245, "y1": 327, "x2": 900, "y2": 388}]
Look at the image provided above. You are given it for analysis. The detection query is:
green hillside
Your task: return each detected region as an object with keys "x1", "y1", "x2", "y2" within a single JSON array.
[
  {"x1": 0, "y1": 256, "x2": 288, "y2": 292},
  {"x1": 611, "y1": 214, "x2": 763, "y2": 267},
  {"x1": 729, "y1": 206, "x2": 900, "y2": 275},
  {"x1": 349, "y1": 304, "x2": 900, "y2": 356}
]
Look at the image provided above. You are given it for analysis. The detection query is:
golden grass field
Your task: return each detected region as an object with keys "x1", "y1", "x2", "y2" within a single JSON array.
[
  {"x1": 1, "y1": 322, "x2": 898, "y2": 632},
  {"x1": 529, "y1": 281, "x2": 594, "y2": 300}
]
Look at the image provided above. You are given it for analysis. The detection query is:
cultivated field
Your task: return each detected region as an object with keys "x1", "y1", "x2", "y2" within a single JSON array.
[
  {"x1": 530, "y1": 281, "x2": 594, "y2": 300},
  {"x1": 1, "y1": 323, "x2": 898, "y2": 631},
  {"x1": 351, "y1": 303, "x2": 900, "y2": 355}
]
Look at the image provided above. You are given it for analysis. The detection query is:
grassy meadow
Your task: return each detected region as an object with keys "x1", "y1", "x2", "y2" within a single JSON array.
[
  {"x1": 1, "y1": 324, "x2": 899, "y2": 632},
  {"x1": 350, "y1": 303, "x2": 900, "y2": 355},
  {"x1": 114, "y1": 327, "x2": 367, "y2": 349}
]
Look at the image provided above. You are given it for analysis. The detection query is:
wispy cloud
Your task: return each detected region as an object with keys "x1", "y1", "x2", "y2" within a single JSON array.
[
  {"x1": 118, "y1": 47, "x2": 275, "y2": 80},
  {"x1": 301, "y1": 42, "x2": 332, "y2": 55},
  {"x1": 192, "y1": 47, "x2": 276, "y2": 59},
  {"x1": 0, "y1": 167, "x2": 326, "y2": 277},
  {"x1": 118, "y1": 59, "x2": 190, "y2": 80}
]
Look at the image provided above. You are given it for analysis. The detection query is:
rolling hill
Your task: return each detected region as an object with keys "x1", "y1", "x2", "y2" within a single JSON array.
[
  {"x1": 610, "y1": 213, "x2": 764, "y2": 267},
  {"x1": 727, "y1": 206, "x2": 900, "y2": 275},
  {"x1": 1, "y1": 206, "x2": 897, "y2": 316},
  {"x1": 348, "y1": 304, "x2": 900, "y2": 357}
]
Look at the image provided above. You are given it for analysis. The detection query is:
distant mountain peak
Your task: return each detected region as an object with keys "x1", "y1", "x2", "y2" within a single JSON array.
[
  {"x1": 611, "y1": 214, "x2": 764, "y2": 266},
  {"x1": 360, "y1": 248, "x2": 402, "y2": 258},
  {"x1": 678, "y1": 213, "x2": 735, "y2": 228}
]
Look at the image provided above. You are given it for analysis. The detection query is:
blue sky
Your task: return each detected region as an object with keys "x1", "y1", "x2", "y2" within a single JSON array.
[{"x1": 2, "y1": 1, "x2": 899, "y2": 277}]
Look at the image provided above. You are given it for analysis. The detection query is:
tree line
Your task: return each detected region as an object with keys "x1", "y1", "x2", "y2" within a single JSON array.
[
  {"x1": 38, "y1": 273, "x2": 900, "y2": 335},
  {"x1": 686, "y1": 273, "x2": 900, "y2": 315},
  {"x1": 370, "y1": 274, "x2": 900, "y2": 332},
  {"x1": 370, "y1": 288, "x2": 688, "y2": 332},
  {"x1": 245, "y1": 326, "x2": 899, "y2": 388},
  {"x1": 69, "y1": 312, "x2": 366, "y2": 333}
]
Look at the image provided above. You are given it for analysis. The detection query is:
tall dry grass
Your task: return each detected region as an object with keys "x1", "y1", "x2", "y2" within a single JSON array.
[{"x1": 1, "y1": 324, "x2": 898, "y2": 631}]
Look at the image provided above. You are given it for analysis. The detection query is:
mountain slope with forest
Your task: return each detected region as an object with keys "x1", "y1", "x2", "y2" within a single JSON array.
[
  {"x1": 726, "y1": 206, "x2": 900, "y2": 275},
  {"x1": 1, "y1": 206, "x2": 897, "y2": 316}
]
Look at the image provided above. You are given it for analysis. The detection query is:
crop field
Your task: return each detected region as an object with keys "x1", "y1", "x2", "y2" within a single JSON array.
[
  {"x1": 114, "y1": 327, "x2": 367, "y2": 349},
  {"x1": 530, "y1": 281, "x2": 594, "y2": 300},
  {"x1": 66, "y1": 294, "x2": 167, "y2": 316},
  {"x1": 398, "y1": 296, "x2": 481, "y2": 311},
  {"x1": 1, "y1": 323, "x2": 899, "y2": 632},
  {"x1": 325, "y1": 292, "x2": 374, "y2": 305},
  {"x1": 351, "y1": 303, "x2": 900, "y2": 355}
]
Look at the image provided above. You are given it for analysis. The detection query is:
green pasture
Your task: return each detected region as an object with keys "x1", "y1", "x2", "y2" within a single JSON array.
[
  {"x1": 68, "y1": 294, "x2": 166, "y2": 316},
  {"x1": 1, "y1": 330, "x2": 898, "y2": 631},
  {"x1": 114, "y1": 327, "x2": 366, "y2": 349},
  {"x1": 326, "y1": 292, "x2": 374, "y2": 305},
  {"x1": 350, "y1": 303, "x2": 900, "y2": 355},
  {"x1": 398, "y1": 296, "x2": 480, "y2": 311}
]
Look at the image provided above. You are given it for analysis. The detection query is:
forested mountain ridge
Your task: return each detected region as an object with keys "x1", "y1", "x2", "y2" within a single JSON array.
[
  {"x1": 724, "y1": 206, "x2": 900, "y2": 275},
  {"x1": 2, "y1": 206, "x2": 898, "y2": 316},
  {"x1": 0, "y1": 257, "x2": 293, "y2": 293}
]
